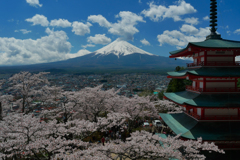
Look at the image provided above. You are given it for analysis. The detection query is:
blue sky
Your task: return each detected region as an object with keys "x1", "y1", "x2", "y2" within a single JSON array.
[{"x1": 0, "y1": 0, "x2": 240, "y2": 65}]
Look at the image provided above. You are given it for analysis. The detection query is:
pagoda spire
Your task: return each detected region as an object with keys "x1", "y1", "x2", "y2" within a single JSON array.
[{"x1": 206, "y1": 0, "x2": 221, "y2": 39}]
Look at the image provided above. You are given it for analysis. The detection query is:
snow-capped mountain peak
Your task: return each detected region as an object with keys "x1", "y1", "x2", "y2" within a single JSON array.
[{"x1": 94, "y1": 39, "x2": 154, "y2": 57}]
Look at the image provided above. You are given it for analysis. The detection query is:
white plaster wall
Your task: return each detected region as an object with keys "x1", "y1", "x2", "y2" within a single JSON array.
[
  {"x1": 206, "y1": 82, "x2": 235, "y2": 88},
  {"x1": 205, "y1": 109, "x2": 238, "y2": 115},
  {"x1": 207, "y1": 51, "x2": 233, "y2": 55},
  {"x1": 192, "y1": 81, "x2": 196, "y2": 87},
  {"x1": 197, "y1": 108, "x2": 201, "y2": 116},
  {"x1": 201, "y1": 57, "x2": 204, "y2": 61},
  {"x1": 206, "y1": 78, "x2": 235, "y2": 80},
  {"x1": 207, "y1": 57, "x2": 233, "y2": 62},
  {"x1": 199, "y1": 51, "x2": 204, "y2": 56}
]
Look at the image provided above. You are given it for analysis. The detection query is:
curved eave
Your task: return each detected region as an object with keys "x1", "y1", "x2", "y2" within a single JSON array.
[
  {"x1": 169, "y1": 44, "x2": 193, "y2": 58},
  {"x1": 167, "y1": 67, "x2": 240, "y2": 78},
  {"x1": 167, "y1": 70, "x2": 188, "y2": 77},
  {"x1": 190, "y1": 39, "x2": 240, "y2": 49},
  {"x1": 169, "y1": 39, "x2": 240, "y2": 58},
  {"x1": 160, "y1": 113, "x2": 240, "y2": 141},
  {"x1": 164, "y1": 91, "x2": 240, "y2": 107},
  {"x1": 164, "y1": 91, "x2": 199, "y2": 106}
]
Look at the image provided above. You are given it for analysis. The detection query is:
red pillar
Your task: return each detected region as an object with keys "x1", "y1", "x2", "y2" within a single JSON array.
[
  {"x1": 204, "y1": 51, "x2": 207, "y2": 66},
  {"x1": 201, "y1": 108, "x2": 204, "y2": 120}
]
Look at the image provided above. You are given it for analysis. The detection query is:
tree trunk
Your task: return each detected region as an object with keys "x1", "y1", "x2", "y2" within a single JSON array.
[
  {"x1": 22, "y1": 97, "x2": 25, "y2": 113},
  {"x1": 0, "y1": 102, "x2": 2, "y2": 120}
]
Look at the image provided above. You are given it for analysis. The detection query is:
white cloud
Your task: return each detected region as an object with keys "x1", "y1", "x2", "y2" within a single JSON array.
[
  {"x1": 0, "y1": 28, "x2": 72, "y2": 65},
  {"x1": 157, "y1": 25, "x2": 210, "y2": 48},
  {"x1": 140, "y1": 38, "x2": 150, "y2": 45},
  {"x1": 108, "y1": 11, "x2": 145, "y2": 40},
  {"x1": 26, "y1": 0, "x2": 42, "y2": 8},
  {"x1": 25, "y1": 14, "x2": 49, "y2": 27},
  {"x1": 203, "y1": 16, "x2": 209, "y2": 20},
  {"x1": 72, "y1": 21, "x2": 92, "y2": 36},
  {"x1": 234, "y1": 29, "x2": 240, "y2": 34},
  {"x1": 180, "y1": 24, "x2": 198, "y2": 35},
  {"x1": 88, "y1": 15, "x2": 112, "y2": 28},
  {"x1": 66, "y1": 49, "x2": 91, "y2": 58},
  {"x1": 87, "y1": 34, "x2": 111, "y2": 45},
  {"x1": 177, "y1": 57, "x2": 193, "y2": 61},
  {"x1": 50, "y1": 19, "x2": 72, "y2": 28},
  {"x1": 142, "y1": 1, "x2": 196, "y2": 22},
  {"x1": 88, "y1": 12, "x2": 145, "y2": 41},
  {"x1": 184, "y1": 17, "x2": 199, "y2": 25},
  {"x1": 81, "y1": 44, "x2": 95, "y2": 48},
  {"x1": 14, "y1": 29, "x2": 32, "y2": 34}
]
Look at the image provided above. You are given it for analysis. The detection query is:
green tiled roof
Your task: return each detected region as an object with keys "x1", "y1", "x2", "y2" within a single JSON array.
[
  {"x1": 164, "y1": 91, "x2": 199, "y2": 105},
  {"x1": 167, "y1": 67, "x2": 240, "y2": 77},
  {"x1": 190, "y1": 39, "x2": 240, "y2": 48},
  {"x1": 160, "y1": 113, "x2": 240, "y2": 140},
  {"x1": 170, "y1": 39, "x2": 240, "y2": 55},
  {"x1": 160, "y1": 113, "x2": 198, "y2": 135},
  {"x1": 164, "y1": 91, "x2": 240, "y2": 107},
  {"x1": 169, "y1": 48, "x2": 186, "y2": 55}
]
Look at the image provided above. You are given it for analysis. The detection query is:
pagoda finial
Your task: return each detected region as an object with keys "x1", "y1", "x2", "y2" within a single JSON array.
[{"x1": 206, "y1": 0, "x2": 222, "y2": 39}]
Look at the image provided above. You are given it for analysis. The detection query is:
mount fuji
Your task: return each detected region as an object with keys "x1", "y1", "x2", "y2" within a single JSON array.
[
  {"x1": 0, "y1": 39, "x2": 190, "y2": 72},
  {"x1": 94, "y1": 39, "x2": 154, "y2": 57}
]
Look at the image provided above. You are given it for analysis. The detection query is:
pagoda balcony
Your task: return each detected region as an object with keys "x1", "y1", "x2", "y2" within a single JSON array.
[
  {"x1": 204, "y1": 115, "x2": 240, "y2": 120},
  {"x1": 184, "y1": 111, "x2": 240, "y2": 120},
  {"x1": 186, "y1": 86, "x2": 203, "y2": 92},
  {"x1": 187, "y1": 61, "x2": 240, "y2": 67},
  {"x1": 205, "y1": 87, "x2": 240, "y2": 92},
  {"x1": 186, "y1": 86, "x2": 240, "y2": 92}
]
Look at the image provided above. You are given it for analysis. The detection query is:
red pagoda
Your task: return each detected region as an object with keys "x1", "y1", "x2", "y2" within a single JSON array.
[{"x1": 160, "y1": 0, "x2": 240, "y2": 149}]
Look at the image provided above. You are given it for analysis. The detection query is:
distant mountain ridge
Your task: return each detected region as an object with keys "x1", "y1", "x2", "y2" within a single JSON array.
[{"x1": 0, "y1": 39, "x2": 191, "y2": 73}]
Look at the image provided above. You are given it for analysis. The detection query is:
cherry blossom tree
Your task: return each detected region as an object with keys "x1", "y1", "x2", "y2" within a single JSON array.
[
  {"x1": 8, "y1": 71, "x2": 49, "y2": 113},
  {"x1": 53, "y1": 131, "x2": 224, "y2": 160},
  {"x1": 0, "y1": 72, "x2": 225, "y2": 160},
  {"x1": 154, "y1": 99, "x2": 183, "y2": 113},
  {"x1": 0, "y1": 111, "x2": 129, "y2": 160}
]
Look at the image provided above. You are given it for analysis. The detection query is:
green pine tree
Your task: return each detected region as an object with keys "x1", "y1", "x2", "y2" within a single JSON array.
[{"x1": 166, "y1": 66, "x2": 192, "y2": 92}]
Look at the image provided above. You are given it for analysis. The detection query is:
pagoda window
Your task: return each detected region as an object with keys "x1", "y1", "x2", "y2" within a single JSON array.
[
  {"x1": 207, "y1": 57, "x2": 233, "y2": 62},
  {"x1": 192, "y1": 81, "x2": 196, "y2": 87},
  {"x1": 199, "y1": 82, "x2": 203, "y2": 89},
  {"x1": 197, "y1": 108, "x2": 201, "y2": 116},
  {"x1": 206, "y1": 82, "x2": 235, "y2": 88},
  {"x1": 194, "y1": 58, "x2": 197, "y2": 63},
  {"x1": 207, "y1": 51, "x2": 233, "y2": 55},
  {"x1": 199, "y1": 51, "x2": 204, "y2": 56},
  {"x1": 205, "y1": 109, "x2": 238, "y2": 116}
]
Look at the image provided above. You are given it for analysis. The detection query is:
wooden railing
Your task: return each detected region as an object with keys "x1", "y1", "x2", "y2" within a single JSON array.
[
  {"x1": 205, "y1": 87, "x2": 240, "y2": 92},
  {"x1": 187, "y1": 61, "x2": 240, "y2": 67},
  {"x1": 186, "y1": 85, "x2": 203, "y2": 92},
  {"x1": 186, "y1": 86, "x2": 240, "y2": 93},
  {"x1": 204, "y1": 115, "x2": 240, "y2": 120},
  {"x1": 183, "y1": 111, "x2": 201, "y2": 120},
  {"x1": 184, "y1": 111, "x2": 240, "y2": 121}
]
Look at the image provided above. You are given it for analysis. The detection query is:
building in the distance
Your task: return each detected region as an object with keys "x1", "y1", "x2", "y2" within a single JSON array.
[{"x1": 160, "y1": 0, "x2": 240, "y2": 149}]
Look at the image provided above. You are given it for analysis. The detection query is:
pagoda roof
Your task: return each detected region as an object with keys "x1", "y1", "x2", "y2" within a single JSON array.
[
  {"x1": 159, "y1": 113, "x2": 240, "y2": 141},
  {"x1": 190, "y1": 39, "x2": 240, "y2": 48},
  {"x1": 167, "y1": 67, "x2": 240, "y2": 78},
  {"x1": 169, "y1": 39, "x2": 240, "y2": 57},
  {"x1": 164, "y1": 91, "x2": 240, "y2": 107}
]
